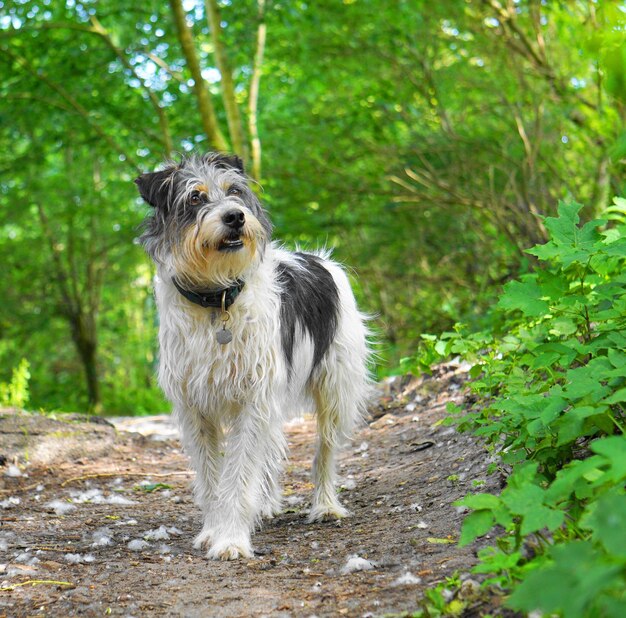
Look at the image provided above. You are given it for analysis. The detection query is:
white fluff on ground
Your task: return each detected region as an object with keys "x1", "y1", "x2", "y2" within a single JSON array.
[
  {"x1": 341, "y1": 555, "x2": 376, "y2": 574},
  {"x1": 392, "y1": 572, "x2": 421, "y2": 586},
  {"x1": 46, "y1": 500, "x2": 77, "y2": 516},
  {"x1": 340, "y1": 478, "x2": 357, "y2": 491},
  {"x1": 144, "y1": 526, "x2": 169, "y2": 541},
  {"x1": 0, "y1": 497, "x2": 20, "y2": 509},
  {"x1": 166, "y1": 526, "x2": 182, "y2": 536},
  {"x1": 64, "y1": 553, "x2": 95, "y2": 564},
  {"x1": 91, "y1": 528, "x2": 114, "y2": 547},
  {"x1": 69, "y1": 488, "x2": 134, "y2": 505},
  {"x1": 4, "y1": 465, "x2": 22, "y2": 478},
  {"x1": 106, "y1": 494, "x2": 134, "y2": 505},
  {"x1": 15, "y1": 552, "x2": 39, "y2": 566},
  {"x1": 128, "y1": 539, "x2": 149, "y2": 551},
  {"x1": 70, "y1": 488, "x2": 102, "y2": 503}
]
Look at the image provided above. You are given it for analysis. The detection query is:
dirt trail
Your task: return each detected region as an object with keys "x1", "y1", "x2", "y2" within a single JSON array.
[{"x1": 0, "y1": 362, "x2": 500, "y2": 617}]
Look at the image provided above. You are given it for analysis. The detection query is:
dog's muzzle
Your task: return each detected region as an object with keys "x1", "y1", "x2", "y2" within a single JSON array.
[{"x1": 218, "y1": 209, "x2": 245, "y2": 251}]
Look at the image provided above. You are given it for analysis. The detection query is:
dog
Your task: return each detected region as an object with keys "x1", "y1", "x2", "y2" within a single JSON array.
[{"x1": 135, "y1": 152, "x2": 371, "y2": 560}]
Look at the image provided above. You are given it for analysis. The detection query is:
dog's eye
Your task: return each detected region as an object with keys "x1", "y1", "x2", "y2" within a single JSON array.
[
  {"x1": 189, "y1": 192, "x2": 202, "y2": 206},
  {"x1": 227, "y1": 186, "x2": 242, "y2": 197}
]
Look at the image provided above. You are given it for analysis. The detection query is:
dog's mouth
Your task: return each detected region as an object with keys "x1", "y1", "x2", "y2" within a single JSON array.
[{"x1": 216, "y1": 234, "x2": 244, "y2": 252}]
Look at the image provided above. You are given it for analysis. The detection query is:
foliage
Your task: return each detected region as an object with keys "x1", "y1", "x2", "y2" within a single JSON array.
[
  {"x1": 0, "y1": 1, "x2": 625, "y2": 411},
  {"x1": 0, "y1": 358, "x2": 31, "y2": 409},
  {"x1": 414, "y1": 199, "x2": 626, "y2": 616}
]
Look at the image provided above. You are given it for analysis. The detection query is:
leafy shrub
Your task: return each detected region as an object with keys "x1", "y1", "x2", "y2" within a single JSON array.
[
  {"x1": 0, "y1": 358, "x2": 31, "y2": 409},
  {"x1": 415, "y1": 200, "x2": 626, "y2": 617}
]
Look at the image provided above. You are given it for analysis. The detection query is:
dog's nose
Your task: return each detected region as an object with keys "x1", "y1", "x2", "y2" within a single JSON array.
[{"x1": 222, "y1": 209, "x2": 245, "y2": 229}]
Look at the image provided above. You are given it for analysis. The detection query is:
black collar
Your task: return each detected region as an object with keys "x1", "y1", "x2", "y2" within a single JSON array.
[{"x1": 171, "y1": 277, "x2": 245, "y2": 309}]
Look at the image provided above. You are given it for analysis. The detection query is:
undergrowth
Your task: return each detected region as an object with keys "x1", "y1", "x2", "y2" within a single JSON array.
[
  {"x1": 409, "y1": 199, "x2": 626, "y2": 617},
  {"x1": 0, "y1": 358, "x2": 30, "y2": 409}
]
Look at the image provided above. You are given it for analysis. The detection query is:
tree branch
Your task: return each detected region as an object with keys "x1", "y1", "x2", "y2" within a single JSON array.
[
  {"x1": 89, "y1": 16, "x2": 173, "y2": 157},
  {"x1": 0, "y1": 47, "x2": 141, "y2": 171}
]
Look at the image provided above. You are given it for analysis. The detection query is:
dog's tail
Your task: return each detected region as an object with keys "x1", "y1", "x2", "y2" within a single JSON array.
[{"x1": 315, "y1": 261, "x2": 375, "y2": 442}]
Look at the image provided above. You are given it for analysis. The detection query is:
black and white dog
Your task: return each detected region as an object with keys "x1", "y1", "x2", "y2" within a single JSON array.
[{"x1": 136, "y1": 152, "x2": 370, "y2": 560}]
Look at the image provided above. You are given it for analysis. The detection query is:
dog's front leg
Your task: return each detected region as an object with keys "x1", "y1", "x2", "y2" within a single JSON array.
[
  {"x1": 206, "y1": 404, "x2": 272, "y2": 560},
  {"x1": 174, "y1": 407, "x2": 223, "y2": 550}
]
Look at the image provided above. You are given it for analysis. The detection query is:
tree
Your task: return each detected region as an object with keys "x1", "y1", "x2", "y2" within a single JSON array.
[
  {"x1": 0, "y1": 0, "x2": 271, "y2": 411},
  {"x1": 0, "y1": 0, "x2": 623, "y2": 411}
]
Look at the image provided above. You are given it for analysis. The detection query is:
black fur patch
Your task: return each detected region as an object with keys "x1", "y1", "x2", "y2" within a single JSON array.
[
  {"x1": 207, "y1": 152, "x2": 245, "y2": 174},
  {"x1": 135, "y1": 168, "x2": 175, "y2": 209},
  {"x1": 277, "y1": 253, "x2": 339, "y2": 373}
]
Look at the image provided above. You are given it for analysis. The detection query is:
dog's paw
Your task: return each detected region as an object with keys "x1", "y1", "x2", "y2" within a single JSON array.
[
  {"x1": 307, "y1": 501, "x2": 350, "y2": 523},
  {"x1": 193, "y1": 527, "x2": 214, "y2": 551},
  {"x1": 207, "y1": 536, "x2": 253, "y2": 561},
  {"x1": 260, "y1": 499, "x2": 283, "y2": 520}
]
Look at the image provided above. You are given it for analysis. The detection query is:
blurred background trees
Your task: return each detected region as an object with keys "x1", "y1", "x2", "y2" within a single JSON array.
[{"x1": 0, "y1": 0, "x2": 624, "y2": 413}]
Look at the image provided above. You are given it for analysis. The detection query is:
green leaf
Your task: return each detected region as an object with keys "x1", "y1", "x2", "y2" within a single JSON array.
[
  {"x1": 459, "y1": 510, "x2": 494, "y2": 546},
  {"x1": 548, "y1": 317, "x2": 579, "y2": 337},
  {"x1": 536, "y1": 269, "x2": 570, "y2": 300},
  {"x1": 546, "y1": 456, "x2": 603, "y2": 502},
  {"x1": 457, "y1": 493, "x2": 501, "y2": 511},
  {"x1": 473, "y1": 546, "x2": 523, "y2": 574},
  {"x1": 528, "y1": 201, "x2": 606, "y2": 266},
  {"x1": 497, "y1": 277, "x2": 549, "y2": 317},
  {"x1": 501, "y1": 483, "x2": 543, "y2": 514},
  {"x1": 507, "y1": 541, "x2": 622, "y2": 617},
  {"x1": 469, "y1": 363, "x2": 483, "y2": 379},
  {"x1": 564, "y1": 362, "x2": 612, "y2": 401},
  {"x1": 434, "y1": 339, "x2": 449, "y2": 356},
  {"x1": 603, "y1": 388, "x2": 626, "y2": 405},
  {"x1": 590, "y1": 437, "x2": 626, "y2": 483},
  {"x1": 520, "y1": 504, "x2": 564, "y2": 535},
  {"x1": 580, "y1": 491, "x2": 626, "y2": 558},
  {"x1": 531, "y1": 343, "x2": 577, "y2": 369},
  {"x1": 556, "y1": 406, "x2": 608, "y2": 446},
  {"x1": 540, "y1": 397, "x2": 568, "y2": 424},
  {"x1": 138, "y1": 483, "x2": 173, "y2": 493}
]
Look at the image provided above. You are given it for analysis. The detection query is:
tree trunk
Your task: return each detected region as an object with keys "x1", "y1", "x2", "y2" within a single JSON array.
[
  {"x1": 168, "y1": 0, "x2": 229, "y2": 152},
  {"x1": 71, "y1": 316, "x2": 101, "y2": 413},
  {"x1": 248, "y1": 0, "x2": 266, "y2": 180},
  {"x1": 205, "y1": 0, "x2": 247, "y2": 162},
  {"x1": 37, "y1": 203, "x2": 103, "y2": 413}
]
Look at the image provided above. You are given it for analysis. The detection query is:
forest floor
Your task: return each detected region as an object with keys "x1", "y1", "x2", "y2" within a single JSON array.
[{"x1": 1, "y1": 361, "x2": 506, "y2": 618}]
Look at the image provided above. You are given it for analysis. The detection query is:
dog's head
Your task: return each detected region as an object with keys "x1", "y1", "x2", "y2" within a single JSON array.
[{"x1": 136, "y1": 153, "x2": 272, "y2": 287}]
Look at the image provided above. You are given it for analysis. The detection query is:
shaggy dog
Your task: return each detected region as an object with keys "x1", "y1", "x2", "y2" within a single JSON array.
[{"x1": 135, "y1": 152, "x2": 370, "y2": 560}]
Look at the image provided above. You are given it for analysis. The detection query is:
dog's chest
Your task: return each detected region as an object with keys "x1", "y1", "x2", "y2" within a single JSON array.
[{"x1": 158, "y1": 302, "x2": 279, "y2": 410}]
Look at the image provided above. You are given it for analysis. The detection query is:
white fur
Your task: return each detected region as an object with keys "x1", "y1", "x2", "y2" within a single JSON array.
[{"x1": 154, "y1": 243, "x2": 371, "y2": 560}]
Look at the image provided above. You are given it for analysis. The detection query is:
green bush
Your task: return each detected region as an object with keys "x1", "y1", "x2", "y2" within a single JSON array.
[
  {"x1": 0, "y1": 358, "x2": 31, "y2": 409},
  {"x1": 416, "y1": 199, "x2": 626, "y2": 617}
]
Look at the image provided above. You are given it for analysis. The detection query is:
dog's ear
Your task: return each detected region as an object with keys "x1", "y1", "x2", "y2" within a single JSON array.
[
  {"x1": 208, "y1": 153, "x2": 245, "y2": 175},
  {"x1": 135, "y1": 167, "x2": 175, "y2": 209}
]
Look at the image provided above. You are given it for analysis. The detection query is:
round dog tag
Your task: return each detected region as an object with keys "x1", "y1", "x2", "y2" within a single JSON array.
[{"x1": 216, "y1": 327, "x2": 233, "y2": 345}]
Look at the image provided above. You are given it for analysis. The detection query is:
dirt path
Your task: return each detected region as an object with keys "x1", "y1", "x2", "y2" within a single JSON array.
[{"x1": 1, "y1": 362, "x2": 500, "y2": 617}]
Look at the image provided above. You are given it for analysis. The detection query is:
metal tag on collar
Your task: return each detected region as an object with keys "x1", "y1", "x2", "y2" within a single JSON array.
[{"x1": 216, "y1": 290, "x2": 233, "y2": 345}]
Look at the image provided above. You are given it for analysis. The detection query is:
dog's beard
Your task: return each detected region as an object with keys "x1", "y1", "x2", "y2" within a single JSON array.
[{"x1": 170, "y1": 207, "x2": 264, "y2": 288}]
